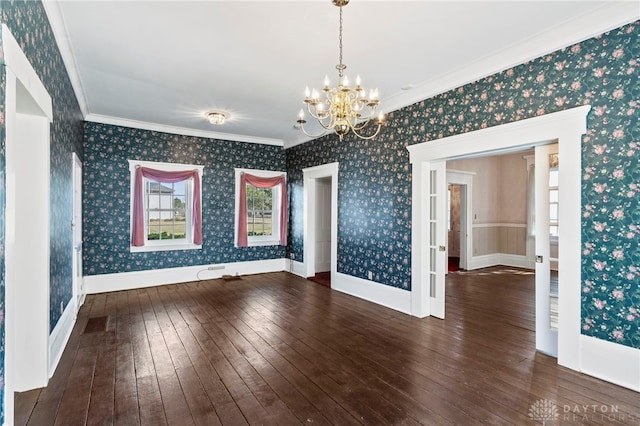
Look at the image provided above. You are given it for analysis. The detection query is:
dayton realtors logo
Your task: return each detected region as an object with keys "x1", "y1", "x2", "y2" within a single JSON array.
[
  {"x1": 528, "y1": 399, "x2": 559, "y2": 425},
  {"x1": 528, "y1": 399, "x2": 639, "y2": 424}
]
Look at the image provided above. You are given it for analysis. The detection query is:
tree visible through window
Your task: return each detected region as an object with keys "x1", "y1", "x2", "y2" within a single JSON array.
[
  {"x1": 246, "y1": 185, "x2": 273, "y2": 237},
  {"x1": 146, "y1": 179, "x2": 188, "y2": 240}
]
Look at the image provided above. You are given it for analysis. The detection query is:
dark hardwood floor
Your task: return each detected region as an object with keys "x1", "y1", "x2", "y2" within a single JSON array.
[
  {"x1": 307, "y1": 271, "x2": 331, "y2": 288},
  {"x1": 16, "y1": 267, "x2": 640, "y2": 425}
]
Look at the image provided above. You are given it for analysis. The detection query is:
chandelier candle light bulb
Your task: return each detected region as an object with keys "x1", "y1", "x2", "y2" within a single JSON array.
[{"x1": 296, "y1": 0, "x2": 384, "y2": 141}]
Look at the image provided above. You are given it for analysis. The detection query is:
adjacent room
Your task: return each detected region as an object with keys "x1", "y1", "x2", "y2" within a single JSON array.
[{"x1": 1, "y1": 1, "x2": 638, "y2": 424}]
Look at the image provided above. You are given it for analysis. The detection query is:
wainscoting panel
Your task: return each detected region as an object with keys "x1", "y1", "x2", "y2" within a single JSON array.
[{"x1": 473, "y1": 223, "x2": 527, "y2": 256}]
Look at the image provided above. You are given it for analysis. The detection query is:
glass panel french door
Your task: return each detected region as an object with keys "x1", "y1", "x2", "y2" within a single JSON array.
[
  {"x1": 535, "y1": 144, "x2": 559, "y2": 357},
  {"x1": 429, "y1": 161, "x2": 447, "y2": 319}
]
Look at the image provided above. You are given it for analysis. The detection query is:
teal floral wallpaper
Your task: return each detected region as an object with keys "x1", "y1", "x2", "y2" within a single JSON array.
[
  {"x1": 0, "y1": 2, "x2": 636, "y2": 422},
  {"x1": 286, "y1": 127, "x2": 412, "y2": 289},
  {"x1": 0, "y1": 0, "x2": 84, "y2": 421},
  {"x1": 287, "y1": 21, "x2": 639, "y2": 348},
  {"x1": 83, "y1": 122, "x2": 287, "y2": 275}
]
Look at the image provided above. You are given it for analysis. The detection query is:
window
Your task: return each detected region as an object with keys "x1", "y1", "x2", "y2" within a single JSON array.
[
  {"x1": 129, "y1": 160, "x2": 204, "y2": 252},
  {"x1": 235, "y1": 168, "x2": 287, "y2": 247},
  {"x1": 247, "y1": 186, "x2": 274, "y2": 237},
  {"x1": 548, "y1": 154, "x2": 559, "y2": 240}
]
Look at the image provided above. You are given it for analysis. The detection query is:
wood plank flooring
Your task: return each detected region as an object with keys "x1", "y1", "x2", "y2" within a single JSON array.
[{"x1": 16, "y1": 267, "x2": 640, "y2": 425}]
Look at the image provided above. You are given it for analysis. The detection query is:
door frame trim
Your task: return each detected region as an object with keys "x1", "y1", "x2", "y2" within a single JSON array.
[
  {"x1": 72, "y1": 152, "x2": 85, "y2": 314},
  {"x1": 407, "y1": 105, "x2": 590, "y2": 372},
  {"x1": 3, "y1": 23, "x2": 54, "y2": 421},
  {"x1": 446, "y1": 170, "x2": 474, "y2": 271},
  {"x1": 534, "y1": 143, "x2": 559, "y2": 356},
  {"x1": 303, "y1": 162, "x2": 339, "y2": 284}
]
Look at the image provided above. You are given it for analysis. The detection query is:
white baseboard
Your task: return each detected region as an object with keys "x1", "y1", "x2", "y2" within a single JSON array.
[
  {"x1": 580, "y1": 335, "x2": 640, "y2": 392},
  {"x1": 500, "y1": 254, "x2": 535, "y2": 269},
  {"x1": 49, "y1": 299, "x2": 76, "y2": 379},
  {"x1": 467, "y1": 254, "x2": 501, "y2": 270},
  {"x1": 289, "y1": 259, "x2": 306, "y2": 277},
  {"x1": 84, "y1": 258, "x2": 287, "y2": 294},
  {"x1": 467, "y1": 253, "x2": 533, "y2": 270},
  {"x1": 333, "y1": 272, "x2": 412, "y2": 315}
]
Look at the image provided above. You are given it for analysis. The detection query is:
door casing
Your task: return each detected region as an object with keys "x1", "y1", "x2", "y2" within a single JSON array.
[
  {"x1": 446, "y1": 170, "x2": 474, "y2": 271},
  {"x1": 3, "y1": 23, "x2": 54, "y2": 421},
  {"x1": 303, "y1": 162, "x2": 339, "y2": 283},
  {"x1": 408, "y1": 105, "x2": 589, "y2": 372},
  {"x1": 72, "y1": 152, "x2": 85, "y2": 314}
]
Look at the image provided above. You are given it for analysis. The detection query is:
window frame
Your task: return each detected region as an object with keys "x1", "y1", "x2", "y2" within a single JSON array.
[
  {"x1": 129, "y1": 159, "x2": 204, "y2": 252},
  {"x1": 234, "y1": 168, "x2": 285, "y2": 247}
]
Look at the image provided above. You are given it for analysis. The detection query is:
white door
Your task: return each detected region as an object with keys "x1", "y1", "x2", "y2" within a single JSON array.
[
  {"x1": 72, "y1": 153, "x2": 84, "y2": 313},
  {"x1": 314, "y1": 178, "x2": 331, "y2": 273},
  {"x1": 429, "y1": 161, "x2": 447, "y2": 318},
  {"x1": 535, "y1": 144, "x2": 559, "y2": 357}
]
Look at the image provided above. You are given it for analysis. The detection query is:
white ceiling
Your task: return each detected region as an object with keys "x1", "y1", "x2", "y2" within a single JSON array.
[{"x1": 43, "y1": 1, "x2": 639, "y2": 148}]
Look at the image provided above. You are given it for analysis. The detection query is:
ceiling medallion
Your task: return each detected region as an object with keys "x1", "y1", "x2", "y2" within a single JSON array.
[{"x1": 296, "y1": 0, "x2": 384, "y2": 141}]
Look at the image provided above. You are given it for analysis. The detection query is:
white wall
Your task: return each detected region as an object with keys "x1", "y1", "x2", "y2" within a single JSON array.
[{"x1": 448, "y1": 151, "x2": 531, "y2": 258}]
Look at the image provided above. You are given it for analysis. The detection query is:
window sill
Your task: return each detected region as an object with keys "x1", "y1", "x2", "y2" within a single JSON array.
[
  {"x1": 243, "y1": 239, "x2": 282, "y2": 247},
  {"x1": 130, "y1": 243, "x2": 202, "y2": 253}
]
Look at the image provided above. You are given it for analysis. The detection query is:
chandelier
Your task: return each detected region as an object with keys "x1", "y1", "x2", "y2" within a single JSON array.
[{"x1": 296, "y1": 0, "x2": 384, "y2": 141}]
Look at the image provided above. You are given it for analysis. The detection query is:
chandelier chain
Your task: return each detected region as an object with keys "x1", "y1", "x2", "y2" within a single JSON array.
[{"x1": 338, "y1": 6, "x2": 344, "y2": 76}]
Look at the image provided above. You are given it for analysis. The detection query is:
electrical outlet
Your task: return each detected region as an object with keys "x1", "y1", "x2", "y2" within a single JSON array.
[
  {"x1": 290, "y1": 253, "x2": 295, "y2": 260},
  {"x1": 208, "y1": 265, "x2": 225, "y2": 271},
  {"x1": 60, "y1": 301, "x2": 64, "y2": 314},
  {"x1": 367, "y1": 271, "x2": 373, "y2": 280}
]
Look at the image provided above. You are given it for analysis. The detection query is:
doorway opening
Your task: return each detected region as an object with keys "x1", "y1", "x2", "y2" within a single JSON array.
[
  {"x1": 3, "y1": 24, "x2": 54, "y2": 422},
  {"x1": 447, "y1": 184, "x2": 462, "y2": 273},
  {"x1": 303, "y1": 162, "x2": 339, "y2": 288},
  {"x1": 72, "y1": 153, "x2": 85, "y2": 314},
  {"x1": 307, "y1": 176, "x2": 332, "y2": 287},
  {"x1": 443, "y1": 146, "x2": 559, "y2": 356},
  {"x1": 446, "y1": 169, "x2": 473, "y2": 273},
  {"x1": 408, "y1": 106, "x2": 589, "y2": 371}
]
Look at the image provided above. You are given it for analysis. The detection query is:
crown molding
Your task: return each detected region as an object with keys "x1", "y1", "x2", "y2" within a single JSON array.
[
  {"x1": 380, "y1": 2, "x2": 639, "y2": 117},
  {"x1": 41, "y1": 0, "x2": 89, "y2": 117},
  {"x1": 85, "y1": 114, "x2": 284, "y2": 146}
]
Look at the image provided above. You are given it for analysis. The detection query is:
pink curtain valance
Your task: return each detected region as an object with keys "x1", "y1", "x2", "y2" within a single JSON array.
[
  {"x1": 237, "y1": 173, "x2": 287, "y2": 247},
  {"x1": 131, "y1": 166, "x2": 202, "y2": 247}
]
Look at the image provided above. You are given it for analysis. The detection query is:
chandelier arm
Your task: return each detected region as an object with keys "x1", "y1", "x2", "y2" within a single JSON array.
[
  {"x1": 306, "y1": 104, "x2": 332, "y2": 123},
  {"x1": 318, "y1": 119, "x2": 338, "y2": 131},
  {"x1": 351, "y1": 115, "x2": 379, "y2": 131},
  {"x1": 298, "y1": 121, "x2": 328, "y2": 139},
  {"x1": 305, "y1": 105, "x2": 337, "y2": 130},
  {"x1": 352, "y1": 114, "x2": 376, "y2": 126},
  {"x1": 310, "y1": 107, "x2": 336, "y2": 128},
  {"x1": 349, "y1": 122, "x2": 383, "y2": 140}
]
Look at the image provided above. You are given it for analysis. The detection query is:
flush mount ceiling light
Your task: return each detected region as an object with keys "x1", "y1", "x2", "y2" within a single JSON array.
[
  {"x1": 296, "y1": 0, "x2": 384, "y2": 141},
  {"x1": 207, "y1": 112, "x2": 226, "y2": 126}
]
